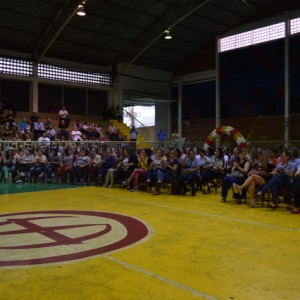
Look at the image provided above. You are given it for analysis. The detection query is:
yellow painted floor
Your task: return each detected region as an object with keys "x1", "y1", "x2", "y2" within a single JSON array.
[{"x1": 1, "y1": 185, "x2": 300, "y2": 300}]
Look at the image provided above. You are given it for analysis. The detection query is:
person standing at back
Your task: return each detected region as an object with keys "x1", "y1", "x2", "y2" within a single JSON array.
[{"x1": 157, "y1": 127, "x2": 167, "y2": 149}]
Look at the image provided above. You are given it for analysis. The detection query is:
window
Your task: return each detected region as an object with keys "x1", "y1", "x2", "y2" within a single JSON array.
[
  {"x1": 38, "y1": 63, "x2": 112, "y2": 86},
  {"x1": 219, "y1": 22, "x2": 285, "y2": 53},
  {"x1": 0, "y1": 57, "x2": 33, "y2": 77},
  {"x1": 291, "y1": 18, "x2": 300, "y2": 35}
]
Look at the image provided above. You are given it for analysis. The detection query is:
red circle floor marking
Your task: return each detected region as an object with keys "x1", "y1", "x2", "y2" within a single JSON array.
[{"x1": 0, "y1": 210, "x2": 150, "y2": 267}]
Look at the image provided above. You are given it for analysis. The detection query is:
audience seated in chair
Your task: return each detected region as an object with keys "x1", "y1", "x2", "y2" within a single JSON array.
[
  {"x1": 233, "y1": 150, "x2": 274, "y2": 207},
  {"x1": 256, "y1": 150, "x2": 296, "y2": 209},
  {"x1": 220, "y1": 149, "x2": 250, "y2": 203}
]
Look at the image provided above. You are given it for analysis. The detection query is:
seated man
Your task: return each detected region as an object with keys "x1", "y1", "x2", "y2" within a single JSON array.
[
  {"x1": 57, "y1": 119, "x2": 69, "y2": 140},
  {"x1": 72, "y1": 150, "x2": 90, "y2": 184},
  {"x1": 38, "y1": 132, "x2": 51, "y2": 148},
  {"x1": 33, "y1": 118, "x2": 45, "y2": 140}
]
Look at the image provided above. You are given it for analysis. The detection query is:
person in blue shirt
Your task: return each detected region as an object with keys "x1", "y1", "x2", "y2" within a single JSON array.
[{"x1": 157, "y1": 127, "x2": 167, "y2": 149}]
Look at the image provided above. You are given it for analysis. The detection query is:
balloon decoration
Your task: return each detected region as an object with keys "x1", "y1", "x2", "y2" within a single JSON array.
[{"x1": 206, "y1": 126, "x2": 248, "y2": 148}]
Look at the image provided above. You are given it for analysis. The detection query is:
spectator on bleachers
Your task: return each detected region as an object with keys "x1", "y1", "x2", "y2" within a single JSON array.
[
  {"x1": 23, "y1": 132, "x2": 32, "y2": 148},
  {"x1": 80, "y1": 121, "x2": 90, "y2": 138},
  {"x1": 95, "y1": 123, "x2": 103, "y2": 140},
  {"x1": 38, "y1": 132, "x2": 51, "y2": 148},
  {"x1": 71, "y1": 127, "x2": 83, "y2": 141},
  {"x1": 30, "y1": 112, "x2": 39, "y2": 130},
  {"x1": 57, "y1": 118, "x2": 69, "y2": 140},
  {"x1": 0, "y1": 100, "x2": 5, "y2": 126},
  {"x1": 58, "y1": 106, "x2": 70, "y2": 126},
  {"x1": 74, "y1": 120, "x2": 82, "y2": 131},
  {"x1": 103, "y1": 105, "x2": 112, "y2": 121},
  {"x1": 3, "y1": 107, "x2": 17, "y2": 130},
  {"x1": 107, "y1": 120, "x2": 118, "y2": 141},
  {"x1": 46, "y1": 124, "x2": 56, "y2": 140},
  {"x1": 115, "y1": 105, "x2": 123, "y2": 122},
  {"x1": 44, "y1": 117, "x2": 53, "y2": 131},
  {"x1": 157, "y1": 127, "x2": 167, "y2": 149},
  {"x1": 18, "y1": 116, "x2": 30, "y2": 135},
  {"x1": 33, "y1": 118, "x2": 45, "y2": 140}
]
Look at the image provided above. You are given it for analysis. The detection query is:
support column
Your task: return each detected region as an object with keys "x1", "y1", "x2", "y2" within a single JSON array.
[
  {"x1": 178, "y1": 82, "x2": 182, "y2": 139},
  {"x1": 284, "y1": 13, "x2": 290, "y2": 147},
  {"x1": 32, "y1": 63, "x2": 38, "y2": 112},
  {"x1": 215, "y1": 37, "x2": 221, "y2": 147}
]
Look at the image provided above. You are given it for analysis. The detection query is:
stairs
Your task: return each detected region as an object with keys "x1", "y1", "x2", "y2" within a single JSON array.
[{"x1": 111, "y1": 120, "x2": 152, "y2": 149}]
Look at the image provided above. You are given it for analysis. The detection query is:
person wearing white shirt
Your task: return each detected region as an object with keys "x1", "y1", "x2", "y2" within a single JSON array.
[
  {"x1": 58, "y1": 106, "x2": 70, "y2": 126},
  {"x1": 71, "y1": 129, "x2": 82, "y2": 141},
  {"x1": 38, "y1": 132, "x2": 51, "y2": 147}
]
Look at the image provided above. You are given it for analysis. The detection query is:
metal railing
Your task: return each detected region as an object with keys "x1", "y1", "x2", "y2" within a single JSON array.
[{"x1": 1, "y1": 140, "x2": 300, "y2": 156}]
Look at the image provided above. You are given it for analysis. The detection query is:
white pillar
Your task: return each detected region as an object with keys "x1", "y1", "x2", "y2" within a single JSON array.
[
  {"x1": 215, "y1": 37, "x2": 221, "y2": 147},
  {"x1": 284, "y1": 13, "x2": 290, "y2": 147},
  {"x1": 32, "y1": 63, "x2": 38, "y2": 112}
]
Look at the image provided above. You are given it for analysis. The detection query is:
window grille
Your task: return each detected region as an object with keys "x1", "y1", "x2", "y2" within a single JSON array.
[
  {"x1": 219, "y1": 22, "x2": 286, "y2": 53},
  {"x1": 38, "y1": 63, "x2": 112, "y2": 86},
  {"x1": 290, "y1": 17, "x2": 300, "y2": 35},
  {"x1": 0, "y1": 57, "x2": 33, "y2": 76}
]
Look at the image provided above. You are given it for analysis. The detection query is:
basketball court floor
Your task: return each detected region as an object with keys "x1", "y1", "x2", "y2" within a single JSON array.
[{"x1": 1, "y1": 183, "x2": 300, "y2": 300}]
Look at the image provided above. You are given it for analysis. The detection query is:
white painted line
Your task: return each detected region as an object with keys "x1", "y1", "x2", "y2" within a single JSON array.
[
  {"x1": 88, "y1": 191, "x2": 300, "y2": 233},
  {"x1": 104, "y1": 255, "x2": 219, "y2": 299}
]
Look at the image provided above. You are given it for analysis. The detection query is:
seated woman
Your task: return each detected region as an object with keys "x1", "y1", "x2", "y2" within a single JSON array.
[
  {"x1": 2, "y1": 149, "x2": 18, "y2": 182},
  {"x1": 256, "y1": 149, "x2": 296, "y2": 209},
  {"x1": 57, "y1": 149, "x2": 74, "y2": 184},
  {"x1": 114, "y1": 148, "x2": 138, "y2": 185},
  {"x1": 17, "y1": 149, "x2": 35, "y2": 183},
  {"x1": 154, "y1": 148, "x2": 181, "y2": 195},
  {"x1": 122, "y1": 148, "x2": 153, "y2": 192},
  {"x1": 202, "y1": 147, "x2": 226, "y2": 191},
  {"x1": 180, "y1": 149, "x2": 201, "y2": 196},
  {"x1": 44, "y1": 149, "x2": 61, "y2": 182},
  {"x1": 291, "y1": 163, "x2": 300, "y2": 214},
  {"x1": 145, "y1": 148, "x2": 166, "y2": 192},
  {"x1": 104, "y1": 148, "x2": 128, "y2": 188},
  {"x1": 96, "y1": 147, "x2": 116, "y2": 186},
  {"x1": 233, "y1": 150, "x2": 274, "y2": 207},
  {"x1": 220, "y1": 148, "x2": 250, "y2": 203}
]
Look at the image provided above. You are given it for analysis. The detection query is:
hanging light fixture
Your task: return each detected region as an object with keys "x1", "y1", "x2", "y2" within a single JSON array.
[
  {"x1": 164, "y1": 29, "x2": 172, "y2": 40},
  {"x1": 77, "y1": 2, "x2": 86, "y2": 16}
]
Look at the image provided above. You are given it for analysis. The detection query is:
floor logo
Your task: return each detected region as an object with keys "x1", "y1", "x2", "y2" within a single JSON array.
[{"x1": 0, "y1": 210, "x2": 150, "y2": 267}]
